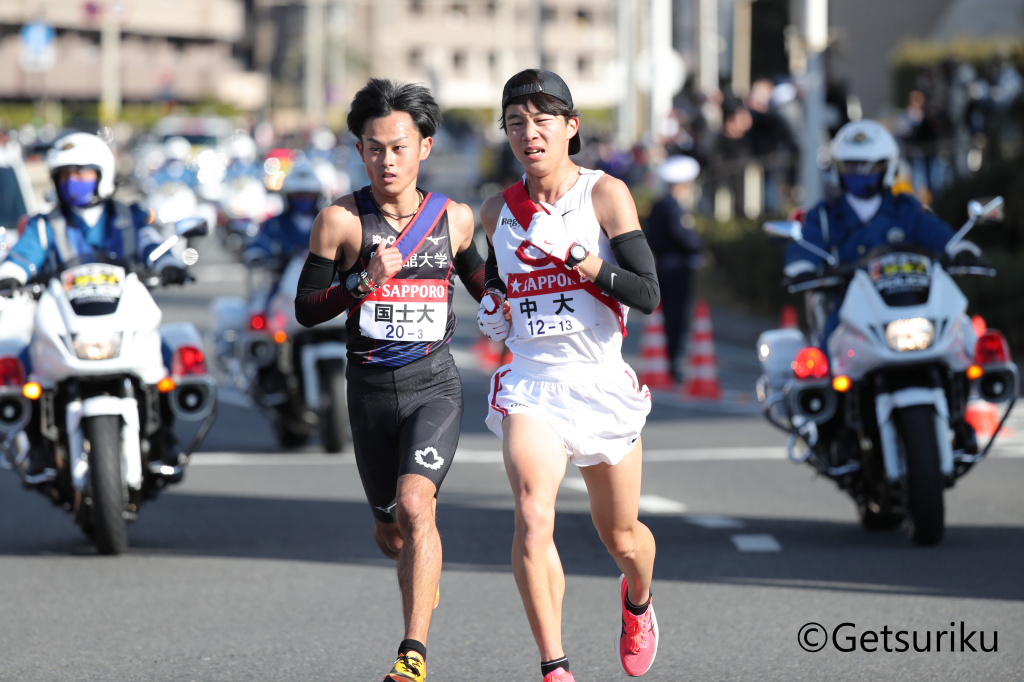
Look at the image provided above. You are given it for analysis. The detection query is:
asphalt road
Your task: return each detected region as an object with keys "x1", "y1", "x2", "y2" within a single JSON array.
[{"x1": 1, "y1": 234, "x2": 1022, "y2": 681}]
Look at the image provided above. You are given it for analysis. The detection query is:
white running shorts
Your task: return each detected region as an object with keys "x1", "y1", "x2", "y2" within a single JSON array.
[{"x1": 485, "y1": 356, "x2": 652, "y2": 466}]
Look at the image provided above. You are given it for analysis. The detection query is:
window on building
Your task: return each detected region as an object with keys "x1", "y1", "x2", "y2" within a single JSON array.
[
  {"x1": 541, "y1": 5, "x2": 557, "y2": 22},
  {"x1": 577, "y1": 55, "x2": 592, "y2": 77},
  {"x1": 452, "y1": 50, "x2": 466, "y2": 73},
  {"x1": 410, "y1": 0, "x2": 424, "y2": 13},
  {"x1": 576, "y1": 7, "x2": 593, "y2": 25},
  {"x1": 485, "y1": 0, "x2": 497, "y2": 16},
  {"x1": 450, "y1": 2, "x2": 468, "y2": 16},
  {"x1": 408, "y1": 48, "x2": 423, "y2": 68},
  {"x1": 488, "y1": 50, "x2": 497, "y2": 72}
]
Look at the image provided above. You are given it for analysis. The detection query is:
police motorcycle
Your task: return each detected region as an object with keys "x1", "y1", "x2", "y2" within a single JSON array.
[
  {"x1": 756, "y1": 197, "x2": 1017, "y2": 545},
  {"x1": 208, "y1": 164, "x2": 348, "y2": 452},
  {"x1": 0, "y1": 217, "x2": 217, "y2": 555},
  {"x1": 213, "y1": 134, "x2": 272, "y2": 256}
]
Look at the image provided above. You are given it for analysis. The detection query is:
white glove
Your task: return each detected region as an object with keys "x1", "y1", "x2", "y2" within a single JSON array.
[
  {"x1": 477, "y1": 290, "x2": 510, "y2": 342},
  {"x1": 524, "y1": 202, "x2": 577, "y2": 262}
]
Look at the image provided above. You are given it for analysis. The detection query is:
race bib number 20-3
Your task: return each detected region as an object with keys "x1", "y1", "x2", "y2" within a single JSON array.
[{"x1": 359, "y1": 279, "x2": 448, "y2": 342}]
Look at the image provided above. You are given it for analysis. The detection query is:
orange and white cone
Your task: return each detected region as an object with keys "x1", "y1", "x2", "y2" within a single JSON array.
[
  {"x1": 638, "y1": 306, "x2": 675, "y2": 389},
  {"x1": 965, "y1": 397, "x2": 1002, "y2": 440},
  {"x1": 681, "y1": 300, "x2": 723, "y2": 400}
]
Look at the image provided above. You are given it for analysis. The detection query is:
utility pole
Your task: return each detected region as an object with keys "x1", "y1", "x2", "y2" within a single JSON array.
[
  {"x1": 648, "y1": 0, "x2": 673, "y2": 139},
  {"x1": 799, "y1": 0, "x2": 827, "y2": 205},
  {"x1": 617, "y1": 0, "x2": 637, "y2": 146},
  {"x1": 305, "y1": 0, "x2": 326, "y2": 128},
  {"x1": 100, "y1": 2, "x2": 122, "y2": 125},
  {"x1": 697, "y1": 0, "x2": 718, "y2": 94},
  {"x1": 732, "y1": 0, "x2": 756, "y2": 97},
  {"x1": 535, "y1": 0, "x2": 546, "y2": 69}
]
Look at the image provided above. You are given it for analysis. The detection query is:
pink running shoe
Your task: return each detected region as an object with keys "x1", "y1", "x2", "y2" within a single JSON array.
[
  {"x1": 619, "y1": 574, "x2": 659, "y2": 676},
  {"x1": 542, "y1": 667, "x2": 575, "y2": 682}
]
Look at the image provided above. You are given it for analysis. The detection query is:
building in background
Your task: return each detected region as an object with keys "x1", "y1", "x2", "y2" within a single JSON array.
[{"x1": 0, "y1": 0, "x2": 262, "y2": 114}]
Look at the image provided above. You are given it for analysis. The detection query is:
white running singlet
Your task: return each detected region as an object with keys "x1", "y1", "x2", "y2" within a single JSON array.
[{"x1": 492, "y1": 169, "x2": 625, "y2": 366}]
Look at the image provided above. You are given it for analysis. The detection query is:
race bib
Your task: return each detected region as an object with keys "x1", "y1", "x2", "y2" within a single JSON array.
[
  {"x1": 359, "y1": 279, "x2": 448, "y2": 342},
  {"x1": 507, "y1": 267, "x2": 596, "y2": 338},
  {"x1": 61, "y1": 263, "x2": 125, "y2": 305}
]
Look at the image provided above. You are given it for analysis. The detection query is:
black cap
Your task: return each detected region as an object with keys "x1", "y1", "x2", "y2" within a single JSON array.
[{"x1": 501, "y1": 69, "x2": 581, "y2": 155}]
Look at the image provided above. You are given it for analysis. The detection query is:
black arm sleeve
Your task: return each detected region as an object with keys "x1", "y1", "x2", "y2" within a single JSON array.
[
  {"x1": 483, "y1": 238, "x2": 507, "y2": 295},
  {"x1": 294, "y1": 252, "x2": 359, "y2": 328},
  {"x1": 591, "y1": 231, "x2": 660, "y2": 314},
  {"x1": 453, "y1": 240, "x2": 487, "y2": 303}
]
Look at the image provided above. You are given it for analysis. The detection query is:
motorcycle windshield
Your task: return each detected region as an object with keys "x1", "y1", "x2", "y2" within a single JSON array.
[
  {"x1": 866, "y1": 249, "x2": 932, "y2": 307},
  {"x1": 60, "y1": 263, "x2": 125, "y2": 316}
]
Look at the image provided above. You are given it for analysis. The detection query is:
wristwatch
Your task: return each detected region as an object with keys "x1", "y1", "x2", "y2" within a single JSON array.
[
  {"x1": 564, "y1": 243, "x2": 589, "y2": 269},
  {"x1": 345, "y1": 272, "x2": 365, "y2": 297}
]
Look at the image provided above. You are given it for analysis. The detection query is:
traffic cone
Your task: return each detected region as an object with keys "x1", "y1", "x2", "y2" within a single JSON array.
[
  {"x1": 779, "y1": 304, "x2": 799, "y2": 329},
  {"x1": 680, "y1": 300, "x2": 723, "y2": 400},
  {"x1": 637, "y1": 306, "x2": 675, "y2": 389},
  {"x1": 471, "y1": 336, "x2": 502, "y2": 372},
  {"x1": 965, "y1": 397, "x2": 1001, "y2": 440}
]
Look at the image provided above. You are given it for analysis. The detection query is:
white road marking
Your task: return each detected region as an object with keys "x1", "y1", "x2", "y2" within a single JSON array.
[
  {"x1": 560, "y1": 477, "x2": 687, "y2": 514},
  {"x1": 189, "y1": 444, "x2": 1024, "y2": 467},
  {"x1": 684, "y1": 515, "x2": 746, "y2": 529},
  {"x1": 731, "y1": 534, "x2": 782, "y2": 552}
]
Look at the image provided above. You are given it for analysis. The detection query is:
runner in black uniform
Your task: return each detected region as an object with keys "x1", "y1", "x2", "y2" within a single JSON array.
[{"x1": 294, "y1": 79, "x2": 486, "y2": 682}]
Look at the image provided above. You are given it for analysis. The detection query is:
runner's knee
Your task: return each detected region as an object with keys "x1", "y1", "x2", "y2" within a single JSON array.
[
  {"x1": 600, "y1": 526, "x2": 640, "y2": 561},
  {"x1": 514, "y1": 494, "x2": 556, "y2": 546},
  {"x1": 395, "y1": 487, "x2": 436, "y2": 530}
]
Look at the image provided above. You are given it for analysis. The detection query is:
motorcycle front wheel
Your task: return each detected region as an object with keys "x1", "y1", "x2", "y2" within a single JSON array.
[
  {"x1": 318, "y1": 360, "x2": 348, "y2": 454},
  {"x1": 895, "y1": 405, "x2": 945, "y2": 546},
  {"x1": 83, "y1": 415, "x2": 129, "y2": 555}
]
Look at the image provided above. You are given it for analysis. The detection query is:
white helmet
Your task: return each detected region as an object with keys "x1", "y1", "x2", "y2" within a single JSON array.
[
  {"x1": 163, "y1": 135, "x2": 192, "y2": 162},
  {"x1": 46, "y1": 132, "x2": 117, "y2": 202},
  {"x1": 281, "y1": 163, "x2": 324, "y2": 196},
  {"x1": 830, "y1": 119, "x2": 900, "y2": 188},
  {"x1": 227, "y1": 133, "x2": 258, "y2": 162}
]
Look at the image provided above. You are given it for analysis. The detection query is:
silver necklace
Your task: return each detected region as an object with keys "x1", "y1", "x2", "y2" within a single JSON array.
[{"x1": 371, "y1": 190, "x2": 423, "y2": 220}]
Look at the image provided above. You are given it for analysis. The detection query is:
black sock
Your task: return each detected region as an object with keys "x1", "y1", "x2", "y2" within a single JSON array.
[
  {"x1": 398, "y1": 639, "x2": 426, "y2": 662},
  {"x1": 625, "y1": 592, "x2": 651, "y2": 616},
  {"x1": 541, "y1": 656, "x2": 569, "y2": 677}
]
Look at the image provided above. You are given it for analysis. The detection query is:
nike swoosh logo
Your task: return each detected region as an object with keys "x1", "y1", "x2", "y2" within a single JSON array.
[
  {"x1": 561, "y1": 208, "x2": 577, "y2": 217},
  {"x1": 375, "y1": 503, "x2": 398, "y2": 514},
  {"x1": 610, "y1": 272, "x2": 616, "y2": 287}
]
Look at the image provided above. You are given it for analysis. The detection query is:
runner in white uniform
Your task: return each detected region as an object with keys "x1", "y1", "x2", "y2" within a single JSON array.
[
  {"x1": 485, "y1": 168, "x2": 652, "y2": 465},
  {"x1": 477, "y1": 69, "x2": 662, "y2": 682}
]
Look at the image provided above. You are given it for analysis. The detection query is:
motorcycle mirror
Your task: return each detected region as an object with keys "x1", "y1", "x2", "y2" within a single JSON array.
[
  {"x1": 175, "y1": 216, "x2": 209, "y2": 239},
  {"x1": 976, "y1": 196, "x2": 1004, "y2": 223},
  {"x1": 764, "y1": 220, "x2": 803, "y2": 240}
]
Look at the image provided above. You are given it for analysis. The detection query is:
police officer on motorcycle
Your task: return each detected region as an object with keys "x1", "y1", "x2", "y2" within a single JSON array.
[
  {"x1": 242, "y1": 162, "x2": 325, "y2": 279},
  {"x1": 0, "y1": 131, "x2": 189, "y2": 484},
  {"x1": 784, "y1": 119, "x2": 980, "y2": 349}
]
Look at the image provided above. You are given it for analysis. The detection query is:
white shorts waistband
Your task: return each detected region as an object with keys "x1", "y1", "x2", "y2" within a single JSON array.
[{"x1": 509, "y1": 354, "x2": 631, "y2": 381}]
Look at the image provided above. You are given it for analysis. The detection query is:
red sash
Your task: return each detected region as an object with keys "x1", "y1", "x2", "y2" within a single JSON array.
[{"x1": 501, "y1": 180, "x2": 626, "y2": 336}]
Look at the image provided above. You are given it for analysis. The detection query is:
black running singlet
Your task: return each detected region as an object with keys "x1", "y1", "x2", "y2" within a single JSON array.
[{"x1": 343, "y1": 186, "x2": 458, "y2": 368}]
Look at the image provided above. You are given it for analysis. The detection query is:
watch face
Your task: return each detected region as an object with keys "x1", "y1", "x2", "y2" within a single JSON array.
[
  {"x1": 346, "y1": 273, "x2": 360, "y2": 290},
  {"x1": 570, "y1": 244, "x2": 587, "y2": 260}
]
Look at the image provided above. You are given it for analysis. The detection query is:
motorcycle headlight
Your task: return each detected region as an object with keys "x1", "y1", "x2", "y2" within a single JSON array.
[
  {"x1": 885, "y1": 318, "x2": 935, "y2": 352},
  {"x1": 72, "y1": 331, "x2": 123, "y2": 360}
]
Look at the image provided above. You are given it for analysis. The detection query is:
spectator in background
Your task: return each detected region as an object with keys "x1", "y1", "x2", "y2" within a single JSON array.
[{"x1": 645, "y1": 155, "x2": 704, "y2": 383}]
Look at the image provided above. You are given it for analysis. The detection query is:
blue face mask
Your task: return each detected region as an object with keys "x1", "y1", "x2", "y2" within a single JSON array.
[
  {"x1": 290, "y1": 197, "x2": 317, "y2": 215},
  {"x1": 842, "y1": 173, "x2": 882, "y2": 199},
  {"x1": 59, "y1": 177, "x2": 99, "y2": 207}
]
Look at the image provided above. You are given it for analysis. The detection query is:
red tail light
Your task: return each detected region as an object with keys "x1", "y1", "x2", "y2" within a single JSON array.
[
  {"x1": 250, "y1": 313, "x2": 267, "y2": 331},
  {"x1": 172, "y1": 346, "x2": 207, "y2": 376},
  {"x1": 792, "y1": 347, "x2": 829, "y2": 379},
  {"x1": 975, "y1": 330, "x2": 1010, "y2": 365},
  {"x1": 0, "y1": 357, "x2": 25, "y2": 386}
]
